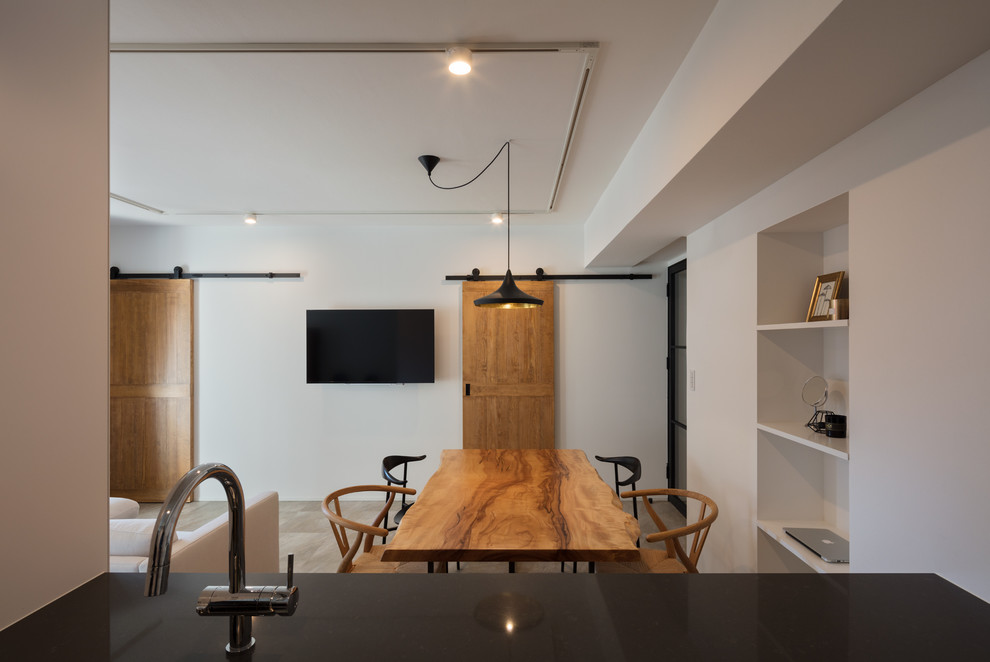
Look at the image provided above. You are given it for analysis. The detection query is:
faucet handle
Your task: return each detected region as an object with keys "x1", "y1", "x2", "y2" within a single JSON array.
[
  {"x1": 197, "y1": 584, "x2": 298, "y2": 617},
  {"x1": 195, "y1": 552, "x2": 300, "y2": 619}
]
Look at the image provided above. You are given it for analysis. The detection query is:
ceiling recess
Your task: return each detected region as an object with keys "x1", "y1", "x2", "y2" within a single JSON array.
[{"x1": 109, "y1": 42, "x2": 598, "y2": 223}]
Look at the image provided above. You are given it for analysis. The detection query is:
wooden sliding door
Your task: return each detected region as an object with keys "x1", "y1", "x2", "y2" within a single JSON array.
[
  {"x1": 110, "y1": 279, "x2": 193, "y2": 501},
  {"x1": 462, "y1": 280, "x2": 555, "y2": 449}
]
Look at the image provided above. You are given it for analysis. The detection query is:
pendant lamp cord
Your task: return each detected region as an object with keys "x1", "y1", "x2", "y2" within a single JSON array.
[
  {"x1": 506, "y1": 141, "x2": 511, "y2": 269},
  {"x1": 427, "y1": 139, "x2": 513, "y2": 269},
  {"x1": 426, "y1": 140, "x2": 510, "y2": 191}
]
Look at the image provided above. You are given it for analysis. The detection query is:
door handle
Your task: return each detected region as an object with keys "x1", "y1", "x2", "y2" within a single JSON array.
[{"x1": 465, "y1": 383, "x2": 471, "y2": 396}]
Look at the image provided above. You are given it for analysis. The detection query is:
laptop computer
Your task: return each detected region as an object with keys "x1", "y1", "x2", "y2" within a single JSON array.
[{"x1": 784, "y1": 527, "x2": 850, "y2": 563}]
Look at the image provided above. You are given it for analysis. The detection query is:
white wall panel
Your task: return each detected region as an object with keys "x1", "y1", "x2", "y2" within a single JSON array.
[
  {"x1": 0, "y1": 0, "x2": 108, "y2": 630},
  {"x1": 849, "y1": 125, "x2": 990, "y2": 601},
  {"x1": 685, "y1": 233, "x2": 758, "y2": 572},
  {"x1": 111, "y1": 224, "x2": 666, "y2": 500}
]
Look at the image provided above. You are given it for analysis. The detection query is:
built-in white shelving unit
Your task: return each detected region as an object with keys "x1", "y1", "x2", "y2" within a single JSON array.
[
  {"x1": 755, "y1": 520, "x2": 850, "y2": 575},
  {"x1": 756, "y1": 421, "x2": 848, "y2": 459},
  {"x1": 756, "y1": 320, "x2": 848, "y2": 331},
  {"x1": 755, "y1": 194, "x2": 850, "y2": 574}
]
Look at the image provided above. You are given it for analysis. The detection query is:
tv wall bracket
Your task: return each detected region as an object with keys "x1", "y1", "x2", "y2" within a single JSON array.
[
  {"x1": 445, "y1": 268, "x2": 652, "y2": 281},
  {"x1": 110, "y1": 266, "x2": 301, "y2": 279}
]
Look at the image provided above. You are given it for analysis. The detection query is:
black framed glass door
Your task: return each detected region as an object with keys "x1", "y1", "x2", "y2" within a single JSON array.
[{"x1": 667, "y1": 259, "x2": 687, "y2": 515}]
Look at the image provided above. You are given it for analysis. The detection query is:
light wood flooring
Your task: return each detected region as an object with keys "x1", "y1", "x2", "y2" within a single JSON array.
[{"x1": 137, "y1": 498, "x2": 685, "y2": 574}]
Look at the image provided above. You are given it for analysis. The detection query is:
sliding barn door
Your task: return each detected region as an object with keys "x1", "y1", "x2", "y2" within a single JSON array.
[
  {"x1": 110, "y1": 279, "x2": 193, "y2": 501},
  {"x1": 462, "y1": 280, "x2": 555, "y2": 449}
]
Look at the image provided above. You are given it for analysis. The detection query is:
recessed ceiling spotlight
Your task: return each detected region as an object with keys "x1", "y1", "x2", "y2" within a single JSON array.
[
  {"x1": 491, "y1": 212, "x2": 504, "y2": 224},
  {"x1": 244, "y1": 213, "x2": 257, "y2": 225},
  {"x1": 446, "y1": 46, "x2": 472, "y2": 75}
]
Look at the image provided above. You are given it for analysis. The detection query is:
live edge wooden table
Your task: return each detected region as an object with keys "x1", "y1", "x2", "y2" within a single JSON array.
[{"x1": 380, "y1": 448, "x2": 641, "y2": 571}]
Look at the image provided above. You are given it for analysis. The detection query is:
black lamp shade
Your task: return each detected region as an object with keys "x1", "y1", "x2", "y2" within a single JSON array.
[{"x1": 473, "y1": 270, "x2": 544, "y2": 308}]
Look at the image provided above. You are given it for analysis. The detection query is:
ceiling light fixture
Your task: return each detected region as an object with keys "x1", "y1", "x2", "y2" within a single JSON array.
[
  {"x1": 491, "y1": 212, "x2": 504, "y2": 225},
  {"x1": 418, "y1": 141, "x2": 543, "y2": 309},
  {"x1": 446, "y1": 46, "x2": 473, "y2": 75},
  {"x1": 244, "y1": 212, "x2": 257, "y2": 225}
]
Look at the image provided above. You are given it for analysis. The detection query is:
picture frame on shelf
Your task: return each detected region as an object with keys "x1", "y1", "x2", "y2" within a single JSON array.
[{"x1": 806, "y1": 271, "x2": 844, "y2": 322}]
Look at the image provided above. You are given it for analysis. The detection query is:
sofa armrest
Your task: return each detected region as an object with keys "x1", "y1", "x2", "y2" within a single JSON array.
[
  {"x1": 109, "y1": 497, "x2": 140, "y2": 519},
  {"x1": 168, "y1": 490, "x2": 280, "y2": 574},
  {"x1": 109, "y1": 555, "x2": 149, "y2": 573}
]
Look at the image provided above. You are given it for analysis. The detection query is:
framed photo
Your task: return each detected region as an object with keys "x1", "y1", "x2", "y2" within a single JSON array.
[{"x1": 806, "y1": 271, "x2": 844, "y2": 322}]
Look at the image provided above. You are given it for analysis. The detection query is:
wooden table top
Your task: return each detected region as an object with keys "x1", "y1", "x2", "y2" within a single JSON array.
[{"x1": 380, "y1": 448, "x2": 641, "y2": 563}]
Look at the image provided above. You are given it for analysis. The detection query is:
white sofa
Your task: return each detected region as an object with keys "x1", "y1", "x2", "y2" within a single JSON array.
[
  {"x1": 109, "y1": 491, "x2": 280, "y2": 573},
  {"x1": 109, "y1": 496, "x2": 140, "y2": 519}
]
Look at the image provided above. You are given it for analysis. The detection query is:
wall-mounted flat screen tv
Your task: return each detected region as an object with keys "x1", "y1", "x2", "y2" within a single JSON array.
[{"x1": 306, "y1": 309, "x2": 435, "y2": 384}]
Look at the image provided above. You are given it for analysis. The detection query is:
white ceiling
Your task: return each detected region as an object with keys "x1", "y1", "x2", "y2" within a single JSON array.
[
  {"x1": 584, "y1": 0, "x2": 990, "y2": 266},
  {"x1": 109, "y1": 0, "x2": 719, "y2": 228}
]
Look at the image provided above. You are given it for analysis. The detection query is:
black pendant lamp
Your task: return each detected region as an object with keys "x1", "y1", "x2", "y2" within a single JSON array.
[{"x1": 418, "y1": 141, "x2": 543, "y2": 309}]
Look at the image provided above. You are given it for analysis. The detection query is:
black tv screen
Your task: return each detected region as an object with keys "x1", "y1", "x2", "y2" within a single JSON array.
[{"x1": 306, "y1": 309, "x2": 435, "y2": 384}]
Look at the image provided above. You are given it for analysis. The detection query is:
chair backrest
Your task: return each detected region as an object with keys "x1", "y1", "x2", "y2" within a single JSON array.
[
  {"x1": 381, "y1": 454, "x2": 427, "y2": 486},
  {"x1": 321, "y1": 484, "x2": 416, "y2": 573},
  {"x1": 622, "y1": 488, "x2": 718, "y2": 573},
  {"x1": 595, "y1": 455, "x2": 642, "y2": 486}
]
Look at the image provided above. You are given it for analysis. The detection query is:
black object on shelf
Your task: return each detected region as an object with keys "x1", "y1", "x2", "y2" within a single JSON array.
[
  {"x1": 824, "y1": 414, "x2": 847, "y2": 438},
  {"x1": 806, "y1": 409, "x2": 835, "y2": 434}
]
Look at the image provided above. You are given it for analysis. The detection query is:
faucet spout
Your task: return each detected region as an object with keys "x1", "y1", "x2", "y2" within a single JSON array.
[
  {"x1": 145, "y1": 462, "x2": 247, "y2": 597},
  {"x1": 144, "y1": 463, "x2": 297, "y2": 655},
  {"x1": 145, "y1": 463, "x2": 280, "y2": 654}
]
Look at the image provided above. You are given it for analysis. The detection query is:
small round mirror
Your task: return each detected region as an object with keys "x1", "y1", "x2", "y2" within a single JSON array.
[{"x1": 801, "y1": 375, "x2": 828, "y2": 408}]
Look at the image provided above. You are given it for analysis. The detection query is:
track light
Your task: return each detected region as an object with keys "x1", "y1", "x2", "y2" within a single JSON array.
[
  {"x1": 244, "y1": 213, "x2": 257, "y2": 225},
  {"x1": 446, "y1": 46, "x2": 472, "y2": 75}
]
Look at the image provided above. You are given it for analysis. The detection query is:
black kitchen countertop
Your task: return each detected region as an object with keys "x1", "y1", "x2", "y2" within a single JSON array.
[{"x1": 2, "y1": 572, "x2": 988, "y2": 661}]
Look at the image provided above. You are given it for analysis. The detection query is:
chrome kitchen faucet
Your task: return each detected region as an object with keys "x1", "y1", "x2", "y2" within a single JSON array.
[{"x1": 145, "y1": 463, "x2": 298, "y2": 654}]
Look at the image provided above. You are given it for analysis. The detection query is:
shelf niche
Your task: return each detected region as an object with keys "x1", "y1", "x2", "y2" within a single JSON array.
[
  {"x1": 756, "y1": 430, "x2": 849, "y2": 574},
  {"x1": 755, "y1": 193, "x2": 850, "y2": 573},
  {"x1": 756, "y1": 194, "x2": 849, "y2": 327}
]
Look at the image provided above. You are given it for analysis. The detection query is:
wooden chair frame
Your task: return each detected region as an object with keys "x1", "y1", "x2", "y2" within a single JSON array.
[
  {"x1": 321, "y1": 484, "x2": 417, "y2": 573},
  {"x1": 621, "y1": 488, "x2": 718, "y2": 573}
]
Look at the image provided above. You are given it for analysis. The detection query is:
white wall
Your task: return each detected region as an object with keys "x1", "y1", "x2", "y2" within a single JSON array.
[
  {"x1": 686, "y1": 48, "x2": 990, "y2": 597},
  {"x1": 849, "y1": 125, "x2": 990, "y2": 599},
  {"x1": 685, "y1": 232, "x2": 758, "y2": 572},
  {"x1": 110, "y1": 223, "x2": 667, "y2": 500},
  {"x1": 0, "y1": 1, "x2": 109, "y2": 629}
]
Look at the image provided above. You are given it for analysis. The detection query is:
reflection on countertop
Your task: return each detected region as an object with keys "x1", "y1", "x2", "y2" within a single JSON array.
[{"x1": 1, "y1": 572, "x2": 989, "y2": 661}]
